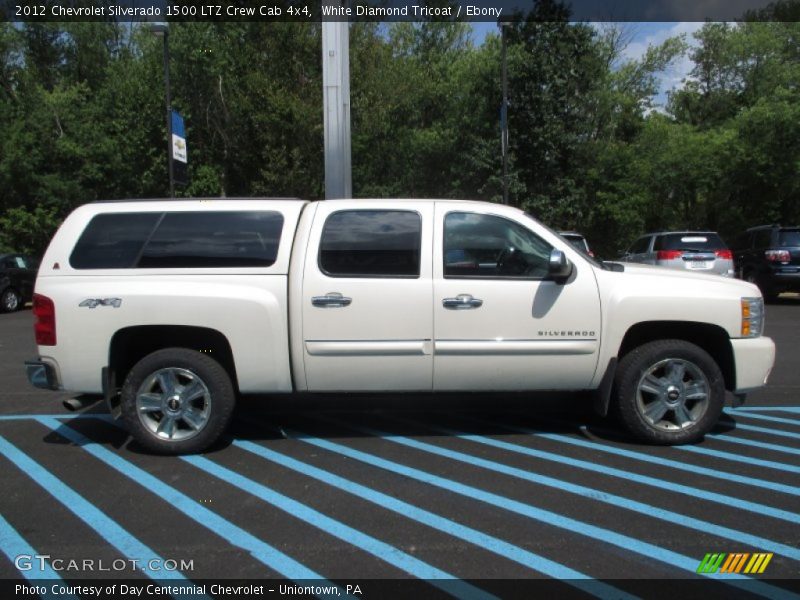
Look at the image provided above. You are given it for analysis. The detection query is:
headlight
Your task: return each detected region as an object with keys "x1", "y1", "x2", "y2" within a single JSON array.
[{"x1": 741, "y1": 297, "x2": 764, "y2": 338}]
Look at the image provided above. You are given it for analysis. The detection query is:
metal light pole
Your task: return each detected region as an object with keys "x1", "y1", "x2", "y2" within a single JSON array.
[
  {"x1": 322, "y1": 1, "x2": 352, "y2": 200},
  {"x1": 500, "y1": 21, "x2": 510, "y2": 206},
  {"x1": 151, "y1": 21, "x2": 175, "y2": 198}
]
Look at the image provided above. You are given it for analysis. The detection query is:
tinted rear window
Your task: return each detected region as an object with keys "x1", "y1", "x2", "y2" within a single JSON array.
[
  {"x1": 70, "y1": 213, "x2": 161, "y2": 269},
  {"x1": 319, "y1": 210, "x2": 421, "y2": 277},
  {"x1": 654, "y1": 233, "x2": 727, "y2": 251},
  {"x1": 70, "y1": 211, "x2": 284, "y2": 269},
  {"x1": 778, "y1": 230, "x2": 800, "y2": 246},
  {"x1": 138, "y1": 212, "x2": 283, "y2": 268}
]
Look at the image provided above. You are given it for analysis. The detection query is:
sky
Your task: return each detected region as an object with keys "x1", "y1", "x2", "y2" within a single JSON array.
[
  {"x1": 470, "y1": 21, "x2": 706, "y2": 109},
  {"x1": 619, "y1": 22, "x2": 706, "y2": 106}
]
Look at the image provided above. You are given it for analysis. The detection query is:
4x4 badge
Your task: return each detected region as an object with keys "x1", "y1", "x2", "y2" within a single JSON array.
[{"x1": 79, "y1": 298, "x2": 122, "y2": 309}]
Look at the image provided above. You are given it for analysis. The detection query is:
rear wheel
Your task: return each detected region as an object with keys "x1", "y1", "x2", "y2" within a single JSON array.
[
  {"x1": 1, "y1": 287, "x2": 21, "y2": 312},
  {"x1": 121, "y1": 348, "x2": 235, "y2": 455},
  {"x1": 613, "y1": 340, "x2": 725, "y2": 445}
]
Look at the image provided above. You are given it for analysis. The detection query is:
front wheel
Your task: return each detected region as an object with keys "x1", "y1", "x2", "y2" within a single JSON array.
[
  {"x1": 613, "y1": 340, "x2": 725, "y2": 445},
  {"x1": 121, "y1": 348, "x2": 235, "y2": 455}
]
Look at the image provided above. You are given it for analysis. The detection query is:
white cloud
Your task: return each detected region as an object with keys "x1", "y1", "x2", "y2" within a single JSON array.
[{"x1": 619, "y1": 22, "x2": 706, "y2": 108}]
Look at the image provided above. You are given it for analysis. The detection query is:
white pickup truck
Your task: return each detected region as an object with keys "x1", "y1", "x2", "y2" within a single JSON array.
[{"x1": 26, "y1": 198, "x2": 775, "y2": 454}]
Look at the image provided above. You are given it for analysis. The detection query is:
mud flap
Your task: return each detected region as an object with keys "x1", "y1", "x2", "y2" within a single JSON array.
[
  {"x1": 592, "y1": 357, "x2": 617, "y2": 417},
  {"x1": 102, "y1": 367, "x2": 122, "y2": 420}
]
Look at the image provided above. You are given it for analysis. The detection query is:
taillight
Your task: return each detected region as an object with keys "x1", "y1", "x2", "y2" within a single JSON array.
[
  {"x1": 715, "y1": 249, "x2": 733, "y2": 260},
  {"x1": 765, "y1": 249, "x2": 790, "y2": 262},
  {"x1": 656, "y1": 250, "x2": 682, "y2": 260},
  {"x1": 33, "y1": 294, "x2": 56, "y2": 346}
]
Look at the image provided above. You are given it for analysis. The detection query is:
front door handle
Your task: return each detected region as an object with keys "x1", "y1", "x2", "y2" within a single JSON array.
[
  {"x1": 442, "y1": 294, "x2": 483, "y2": 310},
  {"x1": 312, "y1": 292, "x2": 352, "y2": 308}
]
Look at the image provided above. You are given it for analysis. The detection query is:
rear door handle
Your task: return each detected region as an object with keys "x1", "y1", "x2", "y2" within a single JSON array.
[
  {"x1": 442, "y1": 294, "x2": 483, "y2": 310},
  {"x1": 312, "y1": 292, "x2": 352, "y2": 308}
]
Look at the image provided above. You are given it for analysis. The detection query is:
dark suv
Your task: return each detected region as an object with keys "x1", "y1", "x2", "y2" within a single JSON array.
[
  {"x1": 734, "y1": 225, "x2": 800, "y2": 300},
  {"x1": 0, "y1": 253, "x2": 39, "y2": 312}
]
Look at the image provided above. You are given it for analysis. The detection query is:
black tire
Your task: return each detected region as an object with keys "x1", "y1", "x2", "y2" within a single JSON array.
[
  {"x1": 612, "y1": 339, "x2": 725, "y2": 445},
  {"x1": 1, "y1": 287, "x2": 21, "y2": 313},
  {"x1": 121, "y1": 348, "x2": 235, "y2": 455}
]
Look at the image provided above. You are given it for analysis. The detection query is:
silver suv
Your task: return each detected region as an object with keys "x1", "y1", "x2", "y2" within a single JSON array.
[{"x1": 621, "y1": 231, "x2": 734, "y2": 277}]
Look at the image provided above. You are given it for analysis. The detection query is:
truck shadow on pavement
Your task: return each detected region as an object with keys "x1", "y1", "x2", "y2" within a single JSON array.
[{"x1": 38, "y1": 390, "x2": 740, "y2": 454}]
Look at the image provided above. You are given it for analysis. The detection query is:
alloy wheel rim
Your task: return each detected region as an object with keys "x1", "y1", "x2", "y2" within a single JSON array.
[
  {"x1": 135, "y1": 367, "x2": 212, "y2": 441},
  {"x1": 635, "y1": 358, "x2": 710, "y2": 432},
  {"x1": 2, "y1": 291, "x2": 18, "y2": 311}
]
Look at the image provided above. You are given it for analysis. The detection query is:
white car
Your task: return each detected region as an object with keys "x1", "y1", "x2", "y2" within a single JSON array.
[{"x1": 27, "y1": 199, "x2": 774, "y2": 454}]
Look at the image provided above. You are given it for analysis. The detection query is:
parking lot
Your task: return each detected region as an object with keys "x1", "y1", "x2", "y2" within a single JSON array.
[{"x1": 1, "y1": 299, "x2": 800, "y2": 599}]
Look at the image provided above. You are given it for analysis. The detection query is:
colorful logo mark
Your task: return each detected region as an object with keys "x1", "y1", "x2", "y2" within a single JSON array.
[{"x1": 697, "y1": 552, "x2": 773, "y2": 574}]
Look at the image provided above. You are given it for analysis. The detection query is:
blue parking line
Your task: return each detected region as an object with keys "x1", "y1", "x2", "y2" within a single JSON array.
[
  {"x1": 391, "y1": 418, "x2": 799, "y2": 525},
  {"x1": 284, "y1": 427, "x2": 797, "y2": 599},
  {"x1": 231, "y1": 438, "x2": 635, "y2": 600},
  {"x1": 325, "y1": 419, "x2": 800, "y2": 562},
  {"x1": 35, "y1": 418, "x2": 343, "y2": 597},
  {"x1": 727, "y1": 407, "x2": 800, "y2": 415},
  {"x1": 677, "y1": 444, "x2": 800, "y2": 474},
  {"x1": 474, "y1": 415, "x2": 800, "y2": 487},
  {"x1": 710, "y1": 434, "x2": 800, "y2": 456},
  {"x1": 723, "y1": 421, "x2": 800, "y2": 441},
  {"x1": 182, "y1": 455, "x2": 496, "y2": 600},
  {"x1": 0, "y1": 515, "x2": 78, "y2": 600},
  {"x1": 725, "y1": 409, "x2": 800, "y2": 427},
  {"x1": 0, "y1": 435, "x2": 198, "y2": 589},
  {"x1": 0, "y1": 414, "x2": 114, "y2": 422}
]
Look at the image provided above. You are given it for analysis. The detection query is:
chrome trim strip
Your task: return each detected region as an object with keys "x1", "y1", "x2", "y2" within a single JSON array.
[
  {"x1": 305, "y1": 340, "x2": 431, "y2": 356},
  {"x1": 435, "y1": 340, "x2": 597, "y2": 356}
]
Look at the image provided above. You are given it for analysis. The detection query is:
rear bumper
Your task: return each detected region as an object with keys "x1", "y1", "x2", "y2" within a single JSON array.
[
  {"x1": 730, "y1": 337, "x2": 775, "y2": 393},
  {"x1": 766, "y1": 270, "x2": 800, "y2": 292},
  {"x1": 25, "y1": 359, "x2": 61, "y2": 390}
]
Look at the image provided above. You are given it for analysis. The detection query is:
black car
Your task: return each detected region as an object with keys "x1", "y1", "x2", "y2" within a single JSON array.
[
  {"x1": 734, "y1": 225, "x2": 800, "y2": 300},
  {"x1": 0, "y1": 253, "x2": 39, "y2": 312}
]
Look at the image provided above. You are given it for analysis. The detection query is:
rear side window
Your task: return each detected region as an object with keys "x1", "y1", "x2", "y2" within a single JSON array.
[
  {"x1": 319, "y1": 210, "x2": 421, "y2": 278},
  {"x1": 753, "y1": 230, "x2": 772, "y2": 249},
  {"x1": 70, "y1": 213, "x2": 161, "y2": 269},
  {"x1": 654, "y1": 233, "x2": 727, "y2": 251},
  {"x1": 70, "y1": 211, "x2": 284, "y2": 269},
  {"x1": 778, "y1": 229, "x2": 800, "y2": 246},
  {"x1": 138, "y1": 212, "x2": 283, "y2": 268}
]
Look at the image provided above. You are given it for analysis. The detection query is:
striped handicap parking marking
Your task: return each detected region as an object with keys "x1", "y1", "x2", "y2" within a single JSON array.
[{"x1": 1, "y1": 407, "x2": 799, "y2": 599}]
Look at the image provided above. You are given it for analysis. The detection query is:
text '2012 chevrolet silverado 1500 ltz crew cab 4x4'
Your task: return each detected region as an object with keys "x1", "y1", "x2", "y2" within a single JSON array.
[{"x1": 26, "y1": 198, "x2": 775, "y2": 454}]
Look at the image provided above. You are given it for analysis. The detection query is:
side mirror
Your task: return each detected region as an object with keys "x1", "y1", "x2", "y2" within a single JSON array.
[{"x1": 548, "y1": 249, "x2": 573, "y2": 282}]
